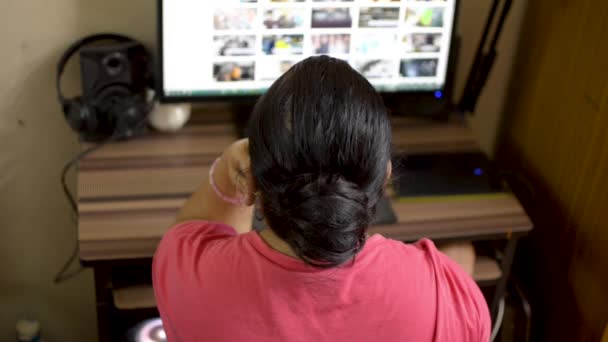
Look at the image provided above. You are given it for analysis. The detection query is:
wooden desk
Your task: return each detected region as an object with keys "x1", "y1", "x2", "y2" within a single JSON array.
[{"x1": 78, "y1": 111, "x2": 532, "y2": 340}]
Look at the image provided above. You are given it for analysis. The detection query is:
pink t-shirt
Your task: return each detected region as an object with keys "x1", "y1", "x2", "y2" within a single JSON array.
[{"x1": 153, "y1": 221, "x2": 490, "y2": 342}]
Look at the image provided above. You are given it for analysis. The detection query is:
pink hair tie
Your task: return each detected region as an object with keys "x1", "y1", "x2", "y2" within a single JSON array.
[{"x1": 209, "y1": 157, "x2": 247, "y2": 206}]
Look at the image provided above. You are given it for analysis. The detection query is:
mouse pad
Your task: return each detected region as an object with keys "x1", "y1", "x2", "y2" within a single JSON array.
[{"x1": 251, "y1": 195, "x2": 397, "y2": 231}]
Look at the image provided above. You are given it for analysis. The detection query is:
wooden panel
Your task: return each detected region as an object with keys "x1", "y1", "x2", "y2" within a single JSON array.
[
  {"x1": 474, "y1": 256, "x2": 502, "y2": 282},
  {"x1": 77, "y1": 115, "x2": 529, "y2": 263},
  {"x1": 113, "y1": 285, "x2": 156, "y2": 310},
  {"x1": 392, "y1": 123, "x2": 479, "y2": 154},
  {"x1": 79, "y1": 194, "x2": 531, "y2": 260},
  {"x1": 78, "y1": 116, "x2": 477, "y2": 201},
  {"x1": 82, "y1": 131, "x2": 235, "y2": 160},
  {"x1": 392, "y1": 195, "x2": 524, "y2": 223},
  {"x1": 497, "y1": 0, "x2": 608, "y2": 339},
  {"x1": 80, "y1": 166, "x2": 207, "y2": 199}
]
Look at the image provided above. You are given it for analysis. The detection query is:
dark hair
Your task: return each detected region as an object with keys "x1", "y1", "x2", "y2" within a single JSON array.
[{"x1": 248, "y1": 56, "x2": 391, "y2": 268}]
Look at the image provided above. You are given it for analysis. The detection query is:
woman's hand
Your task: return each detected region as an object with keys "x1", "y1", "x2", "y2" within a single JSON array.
[
  {"x1": 220, "y1": 138, "x2": 256, "y2": 206},
  {"x1": 175, "y1": 139, "x2": 255, "y2": 233}
]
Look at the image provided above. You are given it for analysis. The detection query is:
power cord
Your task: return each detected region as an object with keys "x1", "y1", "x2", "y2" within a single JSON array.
[
  {"x1": 497, "y1": 169, "x2": 536, "y2": 200},
  {"x1": 54, "y1": 90, "x2": 155, "y2": 283},
  {"x1": 491, "y1": 296, "x2": 506, "y2": 341},
  {"x1": 55, "y1": 135, "x2": 121, "y2": 284}
]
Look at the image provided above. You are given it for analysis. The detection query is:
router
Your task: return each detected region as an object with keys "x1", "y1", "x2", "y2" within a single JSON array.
[{"x1": 392, "y1": 153, "x2": 501, "y2": 197}]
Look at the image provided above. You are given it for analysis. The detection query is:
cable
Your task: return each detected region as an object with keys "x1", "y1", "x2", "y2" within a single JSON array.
[
  {"x1": 491, "y1": 296, "x2": 506, "y2": 341},
  {"x1": 514, "y1": 282, "x2": 532, "y2": 342},
  {"x1": 53, "y1": 240, "x2": 85, "y2": 283},
  {"x1": 54, "y1": 118, "x2": 150, "y2": 284},
  {"x1": 458, "y1": 0, "x2": 513, "y2": 114},
  {"x1": 55, "y1": 135, "x2": 121, "y2": 284},
  {"x1": 497, "y1": 169, "x2": 536, "y2": 200},
  {"x1": 61, "y1": 139, "x2": 117, "y2": 216}
]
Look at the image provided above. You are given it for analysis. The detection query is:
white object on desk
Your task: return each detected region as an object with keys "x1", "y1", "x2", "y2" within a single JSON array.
[
  {"x1": 16, "y1": 319, "x2": 42, "y2": 342},
  {"x1": 148, "y1": 103, "x2": 191, "y2": 132}
]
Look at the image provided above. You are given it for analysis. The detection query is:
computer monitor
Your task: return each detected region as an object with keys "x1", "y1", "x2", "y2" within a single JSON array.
[{"x1": 158, "y1": 0, "x2": 458, "y2": 102}]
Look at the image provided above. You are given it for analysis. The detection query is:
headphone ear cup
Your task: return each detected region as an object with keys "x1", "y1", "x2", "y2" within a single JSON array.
[
  {"x1": 83, "y1": 103, "x2": 99, "y2": 135},
  {"x1": 65, "y1": 97, "x2": 98, "y2": 136},
  {"x1": 112, "y1": 96, "x2": 148, "y2": 137},
  {"x1": 64, "y1": 97, "x2": 84, "y2": 132}
]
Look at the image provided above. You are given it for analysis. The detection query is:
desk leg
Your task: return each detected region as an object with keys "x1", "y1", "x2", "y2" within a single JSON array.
[
  {"x1": 491, "y1": 237, "x2": 518, "y2": 321},
  {"x1": 93, "y1": 265, "x2": 113, "y2": 342}
]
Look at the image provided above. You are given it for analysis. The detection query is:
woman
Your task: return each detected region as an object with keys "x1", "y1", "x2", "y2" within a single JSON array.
[{"x1": 153, "y1": 56, "x2": 490, "y2": 341}]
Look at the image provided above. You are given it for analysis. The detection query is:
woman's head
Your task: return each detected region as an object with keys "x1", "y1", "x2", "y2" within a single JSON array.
[{"x1": 248, "y1": 56, "x2": 392, "y2": 268}]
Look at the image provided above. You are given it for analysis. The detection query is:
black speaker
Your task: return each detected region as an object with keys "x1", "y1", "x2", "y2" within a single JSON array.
[
  {"x1": 79, "y1": 41, "x2": 150, "y2": 103},
  {"x1": 56, "y1": 33, "x2": 154, "y2": 141}
]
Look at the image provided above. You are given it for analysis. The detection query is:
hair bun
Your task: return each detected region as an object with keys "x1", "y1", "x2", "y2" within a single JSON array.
[
  {"x1": 249, "y1": 56, "x2": 392, "y2": 269},
  {"x1": 263, "y1": 174, "x2": 371, "y2": 267}
]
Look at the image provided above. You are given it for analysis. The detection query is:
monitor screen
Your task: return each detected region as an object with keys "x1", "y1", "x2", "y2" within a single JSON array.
[{"x1": 159, "y1": 0, "x2": 457, "y2": 100}]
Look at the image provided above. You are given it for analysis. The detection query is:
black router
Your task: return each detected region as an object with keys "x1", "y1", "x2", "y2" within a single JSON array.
[{"x1": 392, "y1": 152, "x2": 501, "y2": 197}]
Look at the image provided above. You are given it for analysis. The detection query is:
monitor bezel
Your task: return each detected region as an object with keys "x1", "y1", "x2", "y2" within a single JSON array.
[{"x1": 156, "y1": 0, "x2": 460, "y2": 104}]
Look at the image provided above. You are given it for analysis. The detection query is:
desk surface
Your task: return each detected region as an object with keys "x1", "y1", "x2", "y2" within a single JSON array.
[{"x1": 78, "y1": 110, "x2": 532, "y2": 261}]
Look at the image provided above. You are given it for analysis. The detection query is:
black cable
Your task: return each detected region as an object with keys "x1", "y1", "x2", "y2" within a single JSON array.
[
  {"x1": 489, "y1": 0, "x2": 513, "y2": 49},
  {"x1": 458, "y1": 0, "x2": 513, "y2": 114},
  {"x1": 55, "y1": 135, "x2": 121, "y2": 284},
  {"x1": 54, "y1": 80, "x2": 156, "y2": 281},
  {"x1": 53, "y1": 240, "x2": 85, "y2": 283},
  {"x1": 497, "y1": 169, "x2": 536, "y2": 200},
  {"x1": 54, "y1": 117, "x2": 151, "y2": 284},
  {"x1": 61, "y1": 139, "x2": 117, "y2": 216}
]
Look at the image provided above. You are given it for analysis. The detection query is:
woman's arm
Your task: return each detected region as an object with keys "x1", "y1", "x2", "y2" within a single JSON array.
[
  {"x1": 438, "y1": 242, "x2": 476, "y2": 276},
  {"x1": 176, "y1": 139, "x2": 255, "y2": 234}
]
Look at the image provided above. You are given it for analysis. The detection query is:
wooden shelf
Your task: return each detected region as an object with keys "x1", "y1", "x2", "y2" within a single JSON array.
[
  {"x1": 113, "y1": 285, "x2": 156, "y2": 310},
  {"x1": 474, "y1": 256, "x2": 502, "y2": 286}
]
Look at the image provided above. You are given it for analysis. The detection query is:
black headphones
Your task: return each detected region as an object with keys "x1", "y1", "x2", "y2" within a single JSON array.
[{"x1": 56, "y1": 33, "x2": 154, "y2": 141}]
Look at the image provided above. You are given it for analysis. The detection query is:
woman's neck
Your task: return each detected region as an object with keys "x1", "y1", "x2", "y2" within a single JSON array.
[
  {"x1": 258, "y1": 228, "x2": 371, "y2": 261},
  {"x1": 258, "y1": 229, "x2": 299, "y2": 259}
]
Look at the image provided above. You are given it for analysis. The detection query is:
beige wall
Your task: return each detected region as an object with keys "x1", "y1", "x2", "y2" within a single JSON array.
[
  {"x1": 0, "y1": 1, "x2": 523, "y2": 340},
  {"x1": 457, "y1": 0, "x2": 527, "y2": 155},
  {"x1": 0, "y1": 1, "x2": 154, "y2": 340}
]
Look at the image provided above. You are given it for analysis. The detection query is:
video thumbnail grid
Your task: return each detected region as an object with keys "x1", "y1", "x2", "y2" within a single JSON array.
[{"x1": 208, "y1": 0, "x2": 451, "y2": 83}]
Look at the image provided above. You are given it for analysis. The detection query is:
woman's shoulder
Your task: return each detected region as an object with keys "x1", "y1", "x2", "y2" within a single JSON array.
[
  {"x1": 159, "y1": 220, "x2": 237, "y2": 246},
  {"x1": 371, "y1": 235, "x2": 491, "y2": 340},
  {"x1": 372, "y1": 235, "x2": 480, "y2": 291},
  {"x1": 154, "y1": 220, "x2": 239, "y2": 264},
  {"x1": 370, "y1": 235, "x2": 444, "y2": 266}
]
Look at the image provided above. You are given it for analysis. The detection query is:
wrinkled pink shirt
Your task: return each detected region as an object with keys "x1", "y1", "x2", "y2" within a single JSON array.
[{"x1": 153, "y1": 221, "x2": 490, "y2": 342}]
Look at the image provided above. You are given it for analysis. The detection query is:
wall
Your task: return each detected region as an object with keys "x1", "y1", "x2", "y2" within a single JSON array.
[
  {"x1": 497, "y1": 0, "x2": 608, "y2": 340},
  {"x1": 0, "y1": 0, "x2": 523, "y2": 340},
  {"x1": 0, "y1": 1, "x2": 154, "y2": 340},
  {"x1": 457, "y1": 0, "x2": 527, "y2": 155}
]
